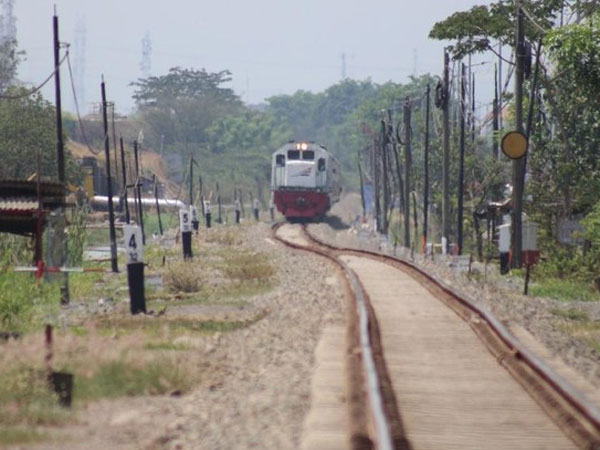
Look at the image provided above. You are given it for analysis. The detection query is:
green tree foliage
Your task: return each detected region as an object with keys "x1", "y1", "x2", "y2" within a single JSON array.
[
  {"x1": 131, "y1": 67, "x2": 243, "y2": 147},
  {"x1": 0, "y1": 89, "x2": 78, "y2": 181},
  {"x1": 0, "y1": 39, "x2": 21, "y2": 93}
]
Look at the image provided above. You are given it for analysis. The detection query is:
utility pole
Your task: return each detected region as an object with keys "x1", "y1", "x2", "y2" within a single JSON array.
[
  {"x1": 493, "y1": 64, "x2": 499, "y2": 160},
  {"x1": 381, "y1": 117, "x2": 390, "y2": 235},
  {"x1": 101, "y1": 78, "x2": 118, "y2": 273},
  {"x1": 442, "y1": 50, "x2": 451, "y2": 252},
  {"x1": 471, "y1": 73, "x2": 476, "y2": 143},
  {"x1": 423, "y1": 84, "x2": 431, "y2": 252},
  {"x1": 189, "y1": 155, "x2": 194, "y2": 205},
  {"x1": 512, "y1": 0, "x2": 526, "y2": 268},
  {"x1": 54, "y1": 12, "x2": 65, "y2": 184},
  {"x1": 52, "y1": 10, "x2": 69, "y2": 304},
  {"x1": 373, "y1": 140, "x2": 381, "y2": 232},
  {"x1": 133, "y1": 140, "x2": 145, "y2": 245},
  {"x1": 403, "y1": 98, "x2": 412, "y2": 248},
  {"x1": 119, "y1": 137, "x2": 130, "y2": 224},
  {"x1": 357, "y1": 150, "x2": 366, "y2": 218},
  {"x1": 457, "y1": 63, "x2": 466, "y2": 255},
  {"x1": 154, "y1": 174, "x2": 163, "y2": 236}
]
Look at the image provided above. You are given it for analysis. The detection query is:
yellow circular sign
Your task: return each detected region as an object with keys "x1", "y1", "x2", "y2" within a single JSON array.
[{"x1": 501, "y1": 131, "x2": 528, "y2": 160}]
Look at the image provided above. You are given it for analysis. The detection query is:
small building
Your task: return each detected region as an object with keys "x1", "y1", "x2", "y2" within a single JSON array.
[{"x1": 0, "y1": 179, "x2": 66, "y2": 264}]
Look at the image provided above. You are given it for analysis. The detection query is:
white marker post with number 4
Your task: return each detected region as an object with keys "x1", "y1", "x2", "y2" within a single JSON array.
[
  {"x1": 180, "y1": 209, "x2": 193, "y2": 259},
  {"x1": 124, "y1": 225, "x2": 144, "y2": 264},
  {"x1": 123, "y1": 225, "x2": 146, "y2": 314}
]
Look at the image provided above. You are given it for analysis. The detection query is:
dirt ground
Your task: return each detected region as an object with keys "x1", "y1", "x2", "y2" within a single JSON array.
[{"x1": 10, "y1": 222, "x2": 346, "y2": 450}]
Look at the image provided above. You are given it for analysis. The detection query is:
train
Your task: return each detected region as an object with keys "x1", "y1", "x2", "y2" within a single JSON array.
[{"x1": 271, "y1": 141, "x2": 341, "y2": 221}]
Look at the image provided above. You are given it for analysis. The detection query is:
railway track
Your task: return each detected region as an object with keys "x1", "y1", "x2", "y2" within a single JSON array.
[{"x1": 273, "y1": 222, "x2": 600, "y2": 450}]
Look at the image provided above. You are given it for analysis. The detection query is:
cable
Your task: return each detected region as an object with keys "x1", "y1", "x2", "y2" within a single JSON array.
[
  {"x1": 0, "y1": 53, "x2": 67, "y2": 100},
  {"x1": 66, "y1": 51, "x2": 102, "y2": 155}
]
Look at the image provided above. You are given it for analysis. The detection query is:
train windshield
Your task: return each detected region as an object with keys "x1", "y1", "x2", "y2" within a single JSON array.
[
  {"x1": 288, "y1": 150, "x2": 300, "y2": 160},
  {"x1": 302, "y1": 151, "x2": 315, "y2": 160}
]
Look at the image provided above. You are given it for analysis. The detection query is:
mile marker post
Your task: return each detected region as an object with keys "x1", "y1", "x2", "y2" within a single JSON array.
[
  {"x1": 191, "y1": 205, "x2": 199, "y2": 233},
  {"x1": 204, "y1": 200, "x2": 212, "y2": 229},
  {"x1": 180, "y1": 209, "x2": 193, "y2": 259},
  {"x1": 124, "y1": 225, "x2": 146, "y2": 315},
  {"x1": 234, "y1": 198, "x2": 241, "y2": 224}
]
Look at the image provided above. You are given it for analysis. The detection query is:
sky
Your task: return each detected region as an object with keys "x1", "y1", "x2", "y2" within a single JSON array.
[{"x1": 13, "y1": 0, "x2": 497, "y2": 115}]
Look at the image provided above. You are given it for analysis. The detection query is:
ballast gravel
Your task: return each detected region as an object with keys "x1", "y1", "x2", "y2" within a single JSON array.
[{"x1": 34, "y1": 222, "x2": 346, "y2": 450}]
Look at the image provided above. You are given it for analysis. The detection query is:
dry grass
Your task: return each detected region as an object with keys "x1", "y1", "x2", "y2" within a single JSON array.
[{"x1": 202, "y1": 228, "x2": 243, "y2": 246}]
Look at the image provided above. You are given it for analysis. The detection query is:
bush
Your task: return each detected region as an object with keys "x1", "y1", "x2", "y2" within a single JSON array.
[{"x1": 0, "y1": 273, "x2": 58, "y2": 330}]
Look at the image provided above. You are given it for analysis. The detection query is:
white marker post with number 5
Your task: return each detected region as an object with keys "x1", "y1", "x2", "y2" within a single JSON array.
[{"x1": 180, "y1": 209, "x2": 193, "y2": 259}]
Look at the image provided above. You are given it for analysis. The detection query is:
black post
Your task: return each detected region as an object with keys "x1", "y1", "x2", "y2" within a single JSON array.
[
  {"x1": 52, "y1": 11, "x2": 70, "y2": 304},
  {"x1": 457, "y1": 63, "x2": 466, "y2": 255},
  {"x1": 358, "y1": 150, "x2": 366, "y2": 218},
  {"x1": 373, "y1": 140, "x2": 381, "y2": 232},
  {"x1": 127, "y1": 263, "x2": 146, "y2": 314},
  {"x1": 512, "y1": 1, "x2": 526, "y2": 268},
  {"x1": 217, "y1": 182, "x2": 223, "y2": 224},
  {"x1": 120, "y1": 137, "x2": 130, "y2": 224},
  {"x1": 101, "y1": 79, "x2": 118, "y2": 273},
  {"x1": 423, "y1": 84, "x2": 430, "y2": 253},
  {"x1": 199, "y1": 175, "x2": 205, "y2": 217},
  {"x1": 53, "y1": 13, "x2": 65, "y2": 184},
  {"x1": 442, "y1": 50, "x2": 451, "y2": 252},
  {"x1": 238, "y1": 188, "x2": 245, "y2": 218},
  {"x1": 182, "y1": 232, "x2": 192, "y2": 259},
  {"x1": 110, "y1": 104, "x2": 119, "y2": 186},
  {"x1": 189, "y1": 156, "x2": 194, "y2": 206},
  {"x1": 471, "y1": 73, "x2": 476, "y2": 143},
  {"x1": 133, "y1": 140, "x2": 145, "y2": 245},
  {"x1": 154, "y1": 175, "x2": 163, "y2": 235},
  {"x1": 403, "y1": 98, "x2": 412, "y2": 249},
  {"x1": 493, "y1": 64, "x2": 499, "y2": 160}
]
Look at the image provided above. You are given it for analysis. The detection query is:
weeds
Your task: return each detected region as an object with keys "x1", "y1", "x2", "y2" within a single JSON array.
[
  {"x1": 74, "y1": 358, "x2": 194, "y2": 400},
  {"x1": 0, "y1": 273, "x2": 59, "y2": 330},
  {"x1": 530, "y1": 278, "x2": 599, "y2": 302},
  {"x1": 550, "y1": 308, "x2": 590, "y2": 321},
  {"x1": 0, "y1": 365, "x2": 68, "y2": 427}
]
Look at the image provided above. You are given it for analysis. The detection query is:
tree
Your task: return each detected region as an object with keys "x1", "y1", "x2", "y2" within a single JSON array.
[
  {"x1": 0, "y1": 38, "x2": 21, "y2": 93},
  {"x1": 130, "y1": 67, "x2": 243, "y2": 147},
  {"x1": 0, "y1": 89, "x2": 78, "y2": 181}
]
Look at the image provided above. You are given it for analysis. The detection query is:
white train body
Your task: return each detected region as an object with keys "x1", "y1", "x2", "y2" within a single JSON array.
[{"x1": 271, "y1": 141, "x2": 341, "y2": 220}]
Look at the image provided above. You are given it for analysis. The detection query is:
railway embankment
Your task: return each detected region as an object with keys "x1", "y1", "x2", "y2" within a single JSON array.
[{"x1": 0, "y1": 221, "x2": 345, "y2": 449}]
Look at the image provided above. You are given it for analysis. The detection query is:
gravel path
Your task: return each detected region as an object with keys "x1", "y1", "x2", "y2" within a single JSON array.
[{"x1": 31, "y1": 223, "x2": 346, "y2": 450}]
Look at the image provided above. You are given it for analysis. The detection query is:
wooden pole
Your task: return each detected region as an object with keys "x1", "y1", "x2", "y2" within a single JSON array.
[
  {"x1": 423, "y1": 84, "x2": 430, "y2": 253},
  {"x1": 101, "y1": 79, "x2": 118, "y2": 273},
  {"x1": 457, "y1": 63, "x2": 466, "y2": 255}
]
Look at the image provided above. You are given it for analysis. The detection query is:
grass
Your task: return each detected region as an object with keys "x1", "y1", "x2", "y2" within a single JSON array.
[
  {"x1": 74, "y1": 359, "x2": 194, "y2": 401},
  {"x1": 0, "y1": 365, "x2": 69, "y2": 428},
  {"x1": 550, "y1": 308, "x2": 590, "y2": 322},
  {"x1": 0, "y1": 219, "x2": 276, "y2": 445},
  {"x1": 0, "y1": 272, "x2": 60, "y2": 331},
  {"x1": 529, "y1": 278, "x2": 599, "y2": 302},
  {"x1": 0, "y1": 427, "x2": 47, "y2": 446}
]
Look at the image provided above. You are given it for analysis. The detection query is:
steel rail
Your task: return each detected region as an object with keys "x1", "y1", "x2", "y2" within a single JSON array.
[
  {"x1": 272, "y1": 222, "x2": 395, "y2": 450},
  {"x1": 302, "y1": 226, "x2": 600, "y2": 449}
]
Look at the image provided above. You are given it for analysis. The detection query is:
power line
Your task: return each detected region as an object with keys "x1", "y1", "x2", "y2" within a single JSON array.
[
  {"x1": 66, "y1": 50, "x2": 101, "y2": 155},
  {"x1": 0, "y1": 52, "x2": 67, "y2": 99}
]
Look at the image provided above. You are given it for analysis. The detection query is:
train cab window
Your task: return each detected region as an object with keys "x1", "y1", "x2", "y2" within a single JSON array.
[
  {"x1": 276, "y1": 154, "x2": 285, "y2": 167},
  {"x1": 318, "y1": 158, "x2": 326, "y2": 171},
  {"x1": 287, "y1": 150, "x2": 300, "y2": 160},
  {"x1": 302, "y1": 150, "x2": 315, "y2": 160}
]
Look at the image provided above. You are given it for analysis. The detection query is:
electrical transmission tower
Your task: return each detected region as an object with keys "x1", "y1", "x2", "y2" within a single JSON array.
[
  {"x1": 341, "y1": 52, "x2": 347, "y2": 80},
  {"x1": 0, "y1": 0, "x2": 17, "y2": 43},
  {"x1": 72, "y1": 18, "x2": 87, "y2": 112},
  {"x1": 140, "y1": 32, "x2": 152, "y2": 78}
]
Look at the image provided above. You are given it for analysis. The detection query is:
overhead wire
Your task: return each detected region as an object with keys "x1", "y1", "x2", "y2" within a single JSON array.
[
  {"x1": 66, "y1": 50, "x2": 102, "y2": 155},
  {"x1": 0, "y1": 53, "x2": 67, "y2": 100}
]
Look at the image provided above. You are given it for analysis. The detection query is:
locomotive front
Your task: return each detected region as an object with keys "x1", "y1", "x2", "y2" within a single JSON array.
[{"x1": 271, "y1": 141, "x2": 337, "y2": 220}]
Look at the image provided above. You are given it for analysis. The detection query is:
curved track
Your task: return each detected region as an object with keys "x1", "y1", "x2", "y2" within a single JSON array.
[{"x1": 273, "y1": 223, "x2": 600, "y2": 450}]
